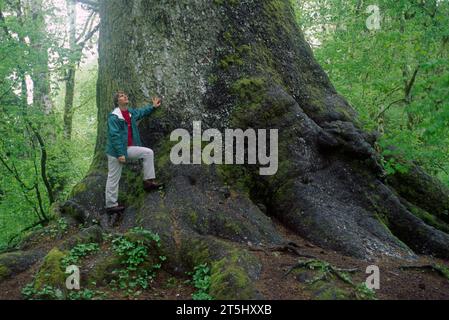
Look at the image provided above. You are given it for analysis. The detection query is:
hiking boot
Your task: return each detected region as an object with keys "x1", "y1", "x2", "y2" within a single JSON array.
[
  {"x1": 106, "y1": 204, "x2": 125, "y2": 214},
  {"x1": 143, "y1": 179, "x2": 163, "y2": 192}
]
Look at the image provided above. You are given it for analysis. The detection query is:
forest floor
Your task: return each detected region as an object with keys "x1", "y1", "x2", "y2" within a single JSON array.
[
  {"x1": 253, "y1": 219, "x2": 449, "y2": 300},
  {"x1": 1, "y1": 217, "x2": 449, "y2": 300}
]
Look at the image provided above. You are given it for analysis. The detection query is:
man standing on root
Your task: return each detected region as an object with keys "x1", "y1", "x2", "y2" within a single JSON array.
[{"x1": 105, "y1": 91, "x2": 163, "y2": 214}]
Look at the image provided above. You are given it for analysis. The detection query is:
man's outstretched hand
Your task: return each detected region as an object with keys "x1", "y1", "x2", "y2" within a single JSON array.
[{"x1": 152, "y1": 96, "x2": 162, "y2": 108}]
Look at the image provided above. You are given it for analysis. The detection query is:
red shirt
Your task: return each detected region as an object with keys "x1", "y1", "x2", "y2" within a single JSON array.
[{"x1": 120, "y1": 109, "x2": 133, "y2": 146}]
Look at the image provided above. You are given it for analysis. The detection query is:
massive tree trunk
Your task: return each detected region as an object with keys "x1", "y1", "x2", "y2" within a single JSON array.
[{"x1": 61, "y1": 0, "x2": 449, "y2": 298}]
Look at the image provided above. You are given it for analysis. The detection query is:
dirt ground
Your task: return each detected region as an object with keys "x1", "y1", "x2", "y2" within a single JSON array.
[
  {"x1": 254, "y1": 219, "x2": 449, "y2": 300},
  {"x1": 1, "y1": 219, "x2": 449, "y2": 300}
]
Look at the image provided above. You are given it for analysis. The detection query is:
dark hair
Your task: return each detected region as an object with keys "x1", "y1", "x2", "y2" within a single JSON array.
[{"x1": 113, "y1": 91, "x2": 126, "y2": 108}]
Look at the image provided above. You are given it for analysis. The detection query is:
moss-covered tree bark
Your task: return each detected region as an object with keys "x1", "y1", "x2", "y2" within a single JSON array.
[{"x1": 60, "y1": 0, "x2": 449, "y2": 298}]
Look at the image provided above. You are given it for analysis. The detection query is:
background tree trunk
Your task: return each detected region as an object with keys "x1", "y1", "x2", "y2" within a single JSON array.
[
  {"x1": 63, "y1": 0, "x2": 77, "y2": 140},
  {"x1": 25, "y1": 0, "x2": 53, "y2": 114},
  {"x1": 62, "y1": 0, "x2": 449, "y2": 298},
  {"x1": 63, "y1": 0, "x2": 99, "y2": 140}
]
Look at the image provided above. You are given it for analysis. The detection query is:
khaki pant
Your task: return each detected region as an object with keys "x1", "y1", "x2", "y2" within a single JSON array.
[{"x1": 105, "y1": 146, "x2": 155, "y2": 208}]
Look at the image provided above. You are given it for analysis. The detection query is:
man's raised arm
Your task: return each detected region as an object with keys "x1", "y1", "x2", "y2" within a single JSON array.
[{"x1": 132, "y1": 97, "x2": 162, "y2": 121}]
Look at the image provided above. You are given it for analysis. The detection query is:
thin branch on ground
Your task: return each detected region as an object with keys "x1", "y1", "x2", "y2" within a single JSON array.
[
  {"x1": 7, "y1": 219, "x2": 47, "y2": 246},
  {"x1": 248, "y1": 241, "x2": 317, "y2": 259},
  {"x1": 399, "y1": 264, "x2": 449, "y2": 281}
]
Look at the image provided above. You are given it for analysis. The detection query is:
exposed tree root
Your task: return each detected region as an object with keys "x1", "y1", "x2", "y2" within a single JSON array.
[{"x1": 284, "y1": 259, "x2": 359, "y2": 285}]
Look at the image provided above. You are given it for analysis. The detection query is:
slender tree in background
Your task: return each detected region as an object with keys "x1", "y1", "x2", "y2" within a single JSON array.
[
  {"x1": 26, "y1": 0, "x2": 53, "y2": 113},
  {"x1": 63, "y1": 0, "x2": 77, "y2": 139},
  {"x1": 63, "y1": 0, "x2": 98, "y2": 140}
]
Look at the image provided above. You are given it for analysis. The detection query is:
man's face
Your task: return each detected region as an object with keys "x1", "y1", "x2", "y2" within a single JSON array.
[{"x1": 118, "y1": 93, "x2": 129, "y2": 106}]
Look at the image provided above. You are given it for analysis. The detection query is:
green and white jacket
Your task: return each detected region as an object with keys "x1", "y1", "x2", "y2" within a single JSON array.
[{"x1": 105, "y1": 104, "x2": 154, "y2": 158}]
